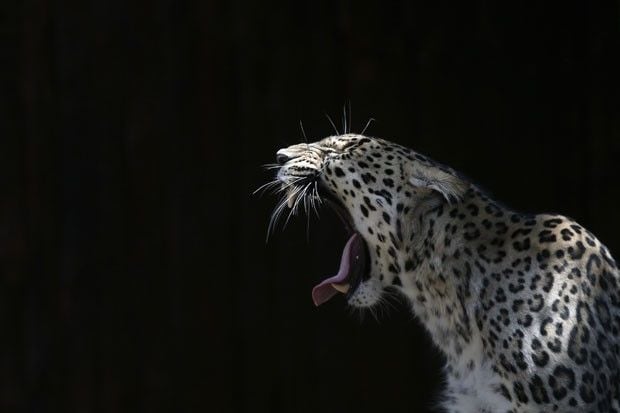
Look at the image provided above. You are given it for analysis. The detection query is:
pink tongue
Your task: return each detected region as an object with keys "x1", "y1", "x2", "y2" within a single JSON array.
[{"x1": 311, "y1": 233, "x2": 360, "y2": 306}]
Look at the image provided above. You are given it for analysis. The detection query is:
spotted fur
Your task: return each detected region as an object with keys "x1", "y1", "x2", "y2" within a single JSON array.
[{"x1": 272, "y1": 134, "x2": 620, "y2": 413}]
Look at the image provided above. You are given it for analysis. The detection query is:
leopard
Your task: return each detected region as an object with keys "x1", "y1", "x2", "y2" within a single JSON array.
[{"x1": 266, "y1": 133, "x2": 620, "y2": 413}]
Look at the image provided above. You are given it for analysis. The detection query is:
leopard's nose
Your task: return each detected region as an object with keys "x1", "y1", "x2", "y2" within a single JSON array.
[{"x1": 276, "y1": 153, "x2": 290, "y2": 165}]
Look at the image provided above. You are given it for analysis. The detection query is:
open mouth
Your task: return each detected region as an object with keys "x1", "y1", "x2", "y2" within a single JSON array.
[
  {"x1": 294, "y1": 184, "x2": 370, "y2": 306},
  {"x1": 311, "y1": 231, "x2": 368, "y2": 306}
]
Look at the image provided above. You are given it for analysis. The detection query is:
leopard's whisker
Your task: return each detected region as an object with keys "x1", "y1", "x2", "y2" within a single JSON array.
[
  {"x1": 253, "y1": 179, "x2": 280, "y2": 196},
  {"x1": 361, "y1": 117, "x2": 375, "y2": 135},
  {"x1": 299, "y1": 120, "x2": 308, "y2": 146},
  {"x1": 325, "y1": 113, "x2": 339, "y2": 135}
]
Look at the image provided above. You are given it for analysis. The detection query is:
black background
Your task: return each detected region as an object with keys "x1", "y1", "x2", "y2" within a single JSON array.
[{"x1": 3, "y1": 1, "x2": 620, "y2": 412}]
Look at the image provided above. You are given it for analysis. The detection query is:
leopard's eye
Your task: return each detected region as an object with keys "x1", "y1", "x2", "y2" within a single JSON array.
[{"x1": 340, "y1": 141, "x2": 358, "y2": 151}]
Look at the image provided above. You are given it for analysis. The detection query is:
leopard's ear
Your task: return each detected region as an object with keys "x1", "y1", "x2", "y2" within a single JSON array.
[{"x1": 408, "y1": 165, "x2": 468, "y2": 204}]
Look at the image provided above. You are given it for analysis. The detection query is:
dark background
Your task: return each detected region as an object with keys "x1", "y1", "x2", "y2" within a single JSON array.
[{"x1": 3, "y1": 1, "x2": 620, "y2": 412}]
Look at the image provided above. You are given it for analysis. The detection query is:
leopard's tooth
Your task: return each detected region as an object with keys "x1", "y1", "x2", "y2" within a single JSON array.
[
  {"x1": 287, "y1": 188, "x2": 296, "y2": 209},
  {"x1": 332, "y1": 283, "x2": 350, "y2": 294}
]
